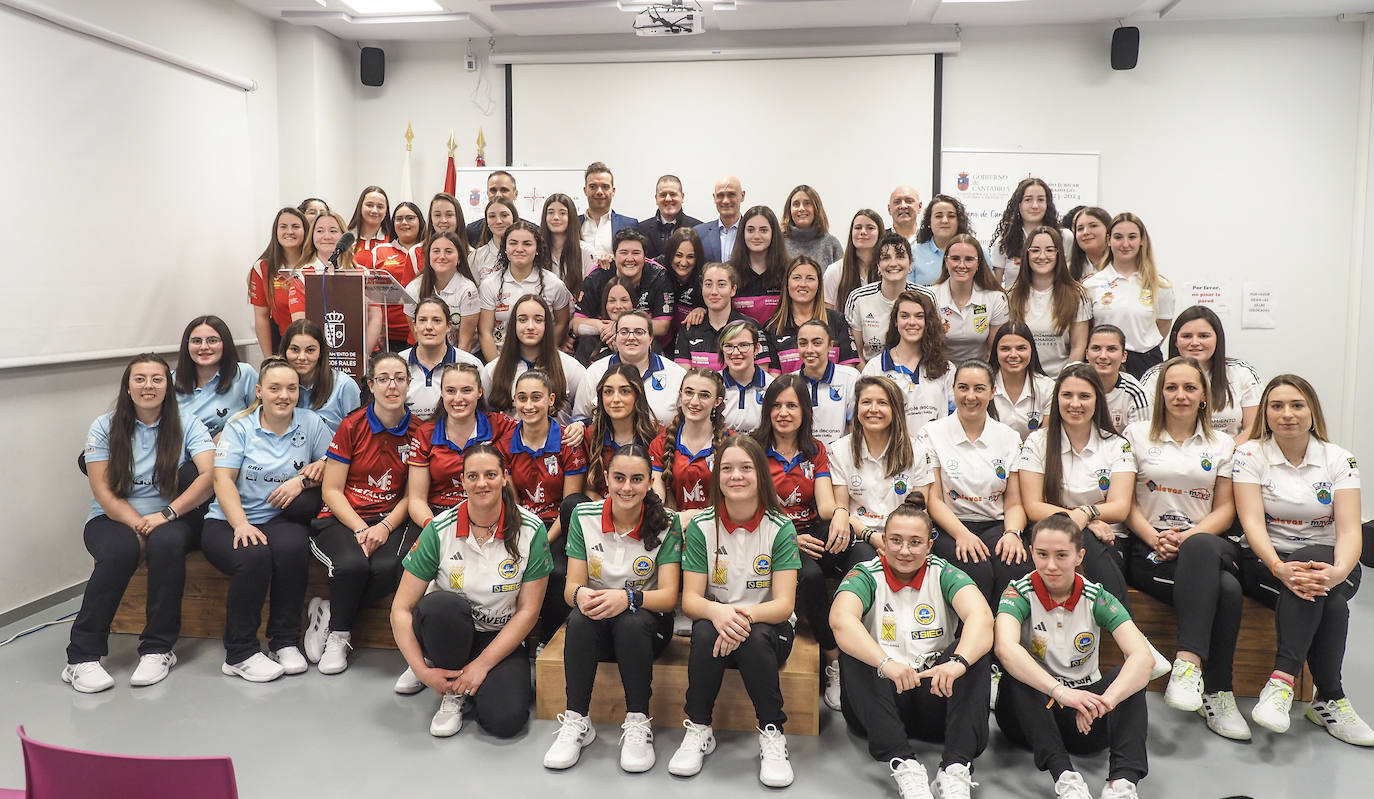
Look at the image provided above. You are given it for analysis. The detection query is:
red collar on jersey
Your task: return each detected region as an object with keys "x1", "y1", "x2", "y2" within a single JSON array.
[
  {"x1": 880, "y1": 555, "x2": 928, "y2": 592},
  {"x1": 453, "y1": 500, "x2": 506, "y2": 540},
  {"x1": 1030, "y1": 571, "x2": 1084, "y2": 611},
  {"x1": 601, "y1": 499, "x2": 645, "y2": 540},
  {"x1": 717, "y1": 504, "x2": 766, "y2": 533}
]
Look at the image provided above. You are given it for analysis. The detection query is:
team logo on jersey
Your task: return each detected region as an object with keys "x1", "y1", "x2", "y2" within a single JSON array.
[
  {"x1": 368, "y1": 469, "x2": 394, "y2": 491},
  {"x1": 1074, "y1": 632, "x2": 1096, "y2": 653},
  {"x1": 973, "y1": 316, "x2": 989, "y2": 335},
  {"x1": 1099, "y1": 291, "x2": 1114, "y2": 306},
  {"x1": 894, "y1": 478, "x2": 908, "y2": 495},
  {"x1": 800, "y1": 462, "x2": 815, "y2": 480},
  {"x1": 1027, "y1": 413, "x2": 1042, "y2": 431},
  {"x1": 992, "y1": 459, "x2": 1007, "y2": 480},
  {"x1": 1138, "y1": 289, "x2": 1153, "y2": 306},
  {"x1": 1349, "y1": 457, "x2": 1360, "y2": 470},
  {"x1": 1315, "y1": 482, "x2": 1333, "y2": 504},
  {"x1": 497, "y1": 558, "x2": 518, "y2": 580},
  {"x1": 755, "y1": 391, "x2": 764, "y2": 405},
  {"x1": 957, "y1": 172, "x2": 970, "y2": 191},
  {"x1": 753, "y1": 555, "x2": 772, "y2": 575},
  {"x1": 914, "y1": 604, "x2": 935, "y2": 625},
  {"x1": 448, "y1": 564, "x2": 465, "y2": 590},
  {"x1": 881, "y1": 612, "x2": 897, "y2": 641},
  {"x1": 1095, "y1": 469, "x2": 1111, "y2": 491},
  {"x1": 588, "y1": 556, "x2": 602, "y2": 579},
  {"x1": 397, "y1": 443, "x2": 411, "y2": 460},
  {"x1": 711, "y1": 556, "x2": 729, "y2": 585},
  {"x1": 782, "y1": 486, "x2": 802, "y2": 507},
  {"x1": 544, "y1": 455, "x2": 559, "y2": 475},
  {"x1": 1031, "y1": 635, "x2": 1047, "y2": 661},
  {"x1": 829, "y1": 385, "x2": 843, "y2": 401},
  {"x1": 683, "y1": 480, "x2": 706, "y2": 505},
  {"x1": 650, "y1": 375, "x2": 664, "y2": 391},
  {"x1": 942, "y1": 319, "x2": 951, "y2": 334},
  {"x1": 324, "y1": 311, "x2": 346, "y2": 348},
  {"x1": 632, "y1": 555, "x2": 654, "y2": 577},
  {"x1": 1200, "y1": 454, "x2": 1213, "y2": 471}
]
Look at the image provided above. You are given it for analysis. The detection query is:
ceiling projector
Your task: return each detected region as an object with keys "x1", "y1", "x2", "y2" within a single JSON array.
[{"x1": 633, "y1": 1, "x2": 704, "y2": 36}]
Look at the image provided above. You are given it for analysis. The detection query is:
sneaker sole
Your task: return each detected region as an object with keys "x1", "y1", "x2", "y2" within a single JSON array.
[
  {"x1": 1251, "y1": 712, "x2": 1290, "y2": 735},
  {"x1": 220, "y1": 662, "x2": 285, "y2": 683},
  {"x1": 1306, "y1": 709, "x2": 1374, "y2": 747},
  {"x1": 1164, "y1": 693, "x2": 1204, "y2": 712},
  {"x1": 130, "y1": 654, "x2": 176, "y2": 687},
  {"x1": 431, "y1": 722, "x2": 462, "y2": 738},
  {"x1": 304, "y1": 599, "x2": 327, "y2": 663},
  {"x1": 620, "y1": 752, "x2": 656, "y2": 773},
  {"x1": 61, "y1": 669, "x2": 113, "y2": 694}
]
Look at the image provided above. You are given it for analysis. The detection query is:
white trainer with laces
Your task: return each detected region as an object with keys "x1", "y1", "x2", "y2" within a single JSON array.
[
  {"x1": 1306, "y1": 697, "x2": 1374, "y2": 747},
  {"x1": 1252, "y1": 677, "x2": 1295, "y2": 733},
  {"x1": 394, "y1": 666, "x2": 424, "y2": 695},
  {"x1": 431, "y1": 693, "x2": 466, "y2": 737},
  {"x1": 303, "y1": 597, "x2": 330, "y2": 663},
  {"x1": 271, "y1": 646, "x2": 308, "y2": 675},
  {"x1": 823, "y1": 660, "x2": 842, "y2": 710},
  {"x1": 888, "y1": 758, "x2": 932, "y2": 799},
  {"x1": 1198, "y1": 691, "x2": 1251, "y2": 741},
  {"x1": 221, "y1": 652, "x2": 286, "y2": 683},
  {"x1": 1099, "y1": 778, "x2": 1138, "y2": 799},
  {"x1": 619, "y1": 712, "x2": 655, "y2": 773},
  {"x1": 1164, "y1": 658, "x2": 1203, "y2": 712},
  {"x1": 130, "y1": 652, "x2": 176, "y2": 687},
  {"x1": 1054, "y1": 771, "x2": 1092, "y2": 799},
  {"x1": 667, "y1": 720, "x2": 715, "y2": 777},
  {"x1": 543, "y1": 710, "x2": 596, "y2": 769},
  {"x1": 317, "y1": 631, "x2": 352, "y2": 675},
  {"x1": 931, "y1": 762, "x2": 977, "y2": 799},
  {"x1": 61, "y1": 661, "x2": 114, "y2": 694},
  {"x1": 757, "y1": 725, "x2": 793, "y2": 788}
]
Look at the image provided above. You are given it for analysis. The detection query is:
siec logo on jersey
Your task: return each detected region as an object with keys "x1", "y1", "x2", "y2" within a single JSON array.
[
  {"x1": 1074, "y1": 632, "x2": 1095, "y2": 653},
  {"x1": 752, "y1": 555, "x2": 772, "y2": 575},
  {"x1": 631, "y1": 555, "x2": 654, "y2": 577},
  {"x1": 497, "y1": 559, "x2": 519, "y2": 580},
  {"x1": 913, "y1": 604, "x2": 935, "y2": 625}
]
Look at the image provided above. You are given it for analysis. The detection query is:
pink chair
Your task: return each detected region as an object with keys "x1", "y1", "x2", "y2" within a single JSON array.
[{"x1": 7, "y1": 726, "x2": 238, "y2": 799}]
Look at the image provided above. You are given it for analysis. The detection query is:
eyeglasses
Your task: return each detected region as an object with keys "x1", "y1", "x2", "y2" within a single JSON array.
[
  {"x1": 188, "y1": 336, "x2": 222, "y2": 346},
  {"x1": 371, "y1": 376, "x2": 410, "y2": 386},
  {"x1": 722, "y1": 343, "x2": 755, "y2": 354},
  {"x1": 618, "y1": 329, "x2": 650, "y2": 339}
]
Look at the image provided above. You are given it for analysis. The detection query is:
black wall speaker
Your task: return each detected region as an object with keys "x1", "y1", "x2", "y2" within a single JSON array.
[
  {"x1": 361, "y1": 47, "x2": 385, "y2": 87},
  {"x1": 1111, "y1": 27, "x2": 1139, "y2": 71}
]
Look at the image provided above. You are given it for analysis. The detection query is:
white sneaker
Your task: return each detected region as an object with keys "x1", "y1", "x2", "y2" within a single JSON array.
[
  {"x1": 889, "y1": 758, "x2": 932, "y2": 799},
  {"x1": 221, "y1": 652, "x2": 286, "y2": 683},
  {"x1": 317, "y1": 631, "x2": 352, "y2": 675},
  {"x1": 61, "y1": 661, "x2": 114, "y2": 694},
  {"x1": 823, "y1": 660, "x2": 842, "y2": 711},
  {"x1": 931, "y1": 762, "x2": 977, "y2": 799},
  {"x1": 619, "y1": 712, "x2": 655, "y2": 773},
  {"x1": 303, "y1": 597, "x2": 330, "y2": 663},
  {"x1": 1306, "y1": 697, "x2": 1374, "y2": 746},
  {"x1": 1146, "y1": 640, "x2": 1171, "y2": 681},
  {"x1": 1252, "y1": 677, "x2": 1294, "y2": 733},
  {"x1": 129, "y1": 652, "x2": 176, "y2": 687},
  {"x1": 1054, "y1": 771, "x2": 1092, "y2": 799},
  {"x1": 1099, "y1": 778, "x2": 1138, "y2": 799},
  {"x1": 1164, "y1": 658, "x2": 1203, "y2": 712},
  {"x1": 989, "y1": 664, "x2": 1002, "y2": 710},
  {"x1": 543, "y1": 710, "x2": 596, "y2": 768},
  {"x1": 430, "y1": 693, "x2": 466, "y2": 737},
  {"x1": 394, "y1": 666, "x2": 424, "y2": 694},
  {"x1": 667, "y1": 720, "x2": 715, "y2": 777},
  {"x1": 757, "y1": 725, "x2": 793, "y2": 788},
  {"x1": 1198, "y1": 691, "x2": 1251, "y2": 741},
  {"x1": 272, "y1": 646, "x2": 309, "y2": 675}
]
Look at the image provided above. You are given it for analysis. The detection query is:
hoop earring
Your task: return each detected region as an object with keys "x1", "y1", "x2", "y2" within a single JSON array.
[{"x1": 1199, "y1": 401, "x2": 1207, "y2": 409}]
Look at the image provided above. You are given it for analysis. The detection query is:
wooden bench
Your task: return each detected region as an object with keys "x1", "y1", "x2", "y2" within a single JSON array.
[
  {"x1": 535, "y1": 624, "x2": 820, "y2": 735},
  {"x1": 1098, "y1": 588, "x2": 1312, "y2": 701}
]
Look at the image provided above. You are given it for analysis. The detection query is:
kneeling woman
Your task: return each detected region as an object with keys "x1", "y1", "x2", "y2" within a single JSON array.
[
  {"x1": 994, "y1": 514, "x2": 1152, "y2": 799},
  {"x1": 670, "y1": 436, "x2": 802, "y2": 788},
  {"x1": 202, "y1": 358, "x2": 332, "y2": 682},
  {"x1": 64, "y1": 354, "x2": 215, "y2": 693},
  {"x1": 391, "y1": 444, "x2": 551, "y2": 739},
  {"x1": 544, "y1": 446, "x2": 682, "y2": 772},
  {"x1": 830, "y1": 500, "x2": 993, "y2": 799},
  {"x1": 306, "y1": 352, "x2": 420, "y2": 675}
]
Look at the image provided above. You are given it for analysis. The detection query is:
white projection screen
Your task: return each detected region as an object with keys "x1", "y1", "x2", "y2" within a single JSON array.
[
  {"x1": 510, "y1": 55, "x2": 936, "y2": 235},
  {"x1": 0, "y1": 9, "x2": 255, "y2": 367}
]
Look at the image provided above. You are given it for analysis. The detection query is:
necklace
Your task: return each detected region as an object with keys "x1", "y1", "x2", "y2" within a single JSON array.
[{"x1": 469, "y1": 515, "x2": 499, "y2": 544}]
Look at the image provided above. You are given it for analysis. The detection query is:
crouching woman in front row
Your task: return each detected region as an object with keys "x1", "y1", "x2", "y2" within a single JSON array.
[
  {"x1": 994, "y1": 514, "x2": 1151, "y2": 799},
  {"x1": 390, "y1": 444, "x2": 550, "y2": 739},
  {"x1": 830, "y1": 498, "x2": 993, "y2": 799}
]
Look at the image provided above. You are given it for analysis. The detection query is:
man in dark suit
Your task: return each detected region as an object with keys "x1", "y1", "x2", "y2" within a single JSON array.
[
  {"x1": 464, "y1": 170, "x2": 518, "y2": 244},
  {"x1": 579, "y1": 161, "x2": 637, "y2": 267},
  {"x1": 692, "y1": 174, "x2": 745, "y2": 263},
  {"x1": 636, "y1": 174, "x2": 703, "y2": 260}
]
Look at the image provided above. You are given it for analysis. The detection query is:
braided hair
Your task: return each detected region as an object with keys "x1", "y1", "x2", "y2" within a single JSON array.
[{"x1": 659, "y1": 368, "x2": 728, "y2": 509}]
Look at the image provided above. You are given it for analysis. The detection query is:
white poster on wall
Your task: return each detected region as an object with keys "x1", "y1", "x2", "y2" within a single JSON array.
[{"x1": 939, "y1": 149, "x2": 1100, "y2": 236}]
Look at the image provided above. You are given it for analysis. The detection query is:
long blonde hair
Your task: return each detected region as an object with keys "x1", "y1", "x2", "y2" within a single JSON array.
[{"x1": 1104, "y1": 212, "x2": 1167, "y2": 306}]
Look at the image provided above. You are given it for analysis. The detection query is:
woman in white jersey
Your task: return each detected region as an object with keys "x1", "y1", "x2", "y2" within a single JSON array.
[
  {"x1": 989, "y1": 322, "x2": 1055, "y2": 440},
  {"x1": 861, "y1": 289, "x2": 955, "y2": 438},
  {"x1": 1007, "y1": 226, "x2": 1091, "y2": 374},
  {"x1": 1085, "y1": 325, "x2": 1151, "y2": 433},
  {"x1": 986, "y1": 177, "x2": 1061, "y2": 288},
  {"x1": 1139, "y1": 306, "x2": 1259, "y2": 443},
  {"x1": 399, "y1": 297, "x2": 483, "y2": 419},
  {"x1": 929, "y1": 235, "x2": 1009, "y2": 364},
  {"x1": 1232, "y1": 374, "x2": 1371, "y2": 746},
  {"x1": 1082, "y1": 213, "x2": 1174, "y2": 378},
  {"x1": 795, "y1": 318, "x2": 862, "y2": 446}
]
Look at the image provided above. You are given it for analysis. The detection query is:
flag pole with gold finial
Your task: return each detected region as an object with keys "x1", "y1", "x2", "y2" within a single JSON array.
[
  {"x1": 400, "y1": 121, "x2": 415, "y2": 202},
  {"x1": 475, "y1": 127, "x2": 486, "y2": 167},
  {"x1": 444, "y1": 130, "x2": 457, "y2": 195}
]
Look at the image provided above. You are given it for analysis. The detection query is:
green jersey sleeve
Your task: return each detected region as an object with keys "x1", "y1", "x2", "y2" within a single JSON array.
[
  {"x1": 770, "y1": 517, "x2": 802, "y2": 572},
  {"x1": 682, "y1": 516, "x2": 708, "y2": 574},
  {"x1": 1090, "y1": 586, "x2": 1132, "y2": 632},
  {"x1": 523, "y1": 523, "x2": 553, "y2": 582},
  {"x1": 402, "y1": 523, "x2": 441, "y2": 581},
  {"x1": 996, "y1": 582, "x2": 1031, "y2": 624},
  {"x1": 656, "y1": 515, "x2": 683, "y2": 566},
  {"x1": 835, "y1": 565, "x2": 878, "y2": 616},
  {"x1": 565, "y1": 508, "x2": 588, "y2": 561},
  {"x1": 936, "y1": 559, "x2": 978, "y2": 605}
]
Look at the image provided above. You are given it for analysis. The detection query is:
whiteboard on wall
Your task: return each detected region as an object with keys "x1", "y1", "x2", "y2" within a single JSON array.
[
  {"x1": 510, "y1": 56, "x2": 936, "y2": 234},
  {"x1": 0, "y1": 9, "x2": 255, "y2": 367},
  {"x1": 939, "y1": 149, "x2": 1100, "y2": 234},
  {"x1": 451, "y1": 167, "x2": 586, "y2": 222}
]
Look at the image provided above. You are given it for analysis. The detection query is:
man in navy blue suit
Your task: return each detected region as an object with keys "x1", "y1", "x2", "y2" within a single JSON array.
[
  {"x1": 692, "y1": 174, "x2": 745, "y2": 263},
  {"x1": 636, "y1": 174, "x2": 703, "y2": 259},
  {"x1": 579, "y1": 161, "x2": 637, "y2": 267}
]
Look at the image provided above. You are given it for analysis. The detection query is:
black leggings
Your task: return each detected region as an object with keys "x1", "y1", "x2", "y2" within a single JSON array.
[
  {"x1": 563, "y1": 606, "x2": 673, "y2": 715},
  {"x1": 1125, "y1": 532, "x2": 1242, "y2": 692},
  {"x1": 1238, "y1": 544, "x2": 1362, "y2": 701},
  {"x1": 839, "y1": 648, "x2": 991, "y2": 768},
  {"x1": 685, "y1": 617, "x2": 794, "y2": 729},
  {"x1": 1082, "y1": 533, "x2": 1132, "y2": 612},
  {"x1": 796, "y1": 520, "x2": 875, "y2": 651},
  {"x1": 930, "y1": 519, "x2": 1032, "y2": 607},
  {"x1": 412, "y1": 591, "x2": 531, "y2": 738},
  {"x1": 309, "y1": 515, "x2": 419, "y2": 632},
  {"x1": 995, "y1": 668, "x2": 1148, "y2": 784},
  {"x1": 67, "y1": 514, "x2": 200, "y2": 663}
]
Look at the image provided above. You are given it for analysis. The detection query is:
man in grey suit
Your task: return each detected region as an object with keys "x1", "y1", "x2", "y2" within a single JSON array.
[{"x1": 692, "y1": 175, "x2": 745, "y2": 263}]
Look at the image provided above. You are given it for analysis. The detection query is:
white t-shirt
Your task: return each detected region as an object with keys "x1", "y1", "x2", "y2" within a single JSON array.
[
  {"x1": 823, "y1": 258, "x2": 868, "y2": 309},
  {"x1": 827, "y1": 433, "x2": 932, "y2": 532},
  {"x1": 1123, "y1": 420, "x2": 1235, "y2": 533},
  {"x1": 1231, "y1": 437, "x2": 1360, "y2": 553},
  {"x1": 861, "y1": 352, "x2": 954, "y2": 438},
  {"x1": 480, "y1": 351, "x2": 587, "y2": 425},
  {"x1": 575, "y1": 353, "x2": 687, "y2": 426},
  {"x1": 469, "y1": 240, "x2": 501, "y2": 283},
  {"x1": 403, "y1": 273, "x2": 480, "y2": 321},
  {"x1": 918, "y1": 413, "x2": 1023, "y2": 522},
  {"x1": 478, "y1": 268, "x2": 573, "y2": 353},
  {"x1": 799, "y1": 362, "x2": 861, "y2": 445},
  {"x1": 1082, "y1": 265, "x2": 1176, "y2": 353},
  {"x1": 843, "y1": 282, "x2": 936, "y2": 363},
  {"x1": 401, "y1": 345, "x2": 484, "y2": 419},
  {"x1": 836, "y1": 555, "x2": 976, "y2": 670},
  {"x1": 931, "y1": 281, "x2": 1010, "y2": 365},
  {"x1": 1019, "y1": 286, "x2": 1093, "y2": 376},
  {"x1": 1018, "y1": 427, "x2": 1137, "y2": 536},
  {"x1": 992, "y1": 372, "x2": 1055, "y2": 441},
  {"x1": 721, "y1": 368, "x2": 774, "y2": 435},
  {"x1": 1140, "y1": 358, "x2": 1260, "y2": 438}
]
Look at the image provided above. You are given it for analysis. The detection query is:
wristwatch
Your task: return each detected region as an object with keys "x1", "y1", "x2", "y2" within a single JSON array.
[
  {"x1": 160, "y1": 505, "x2": 178, "y2": 521},
  {"x1": 947, "y1": 654, "x2": 969, "y2": 669}
]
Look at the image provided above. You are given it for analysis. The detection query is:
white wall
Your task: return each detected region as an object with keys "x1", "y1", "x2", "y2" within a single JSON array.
[
  {"x1": 944, "y1": 20, "x2": 1366, "y2": 450},
  {"x1": 277, "y1": 24, "x2": 359, "y2": 211}
]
